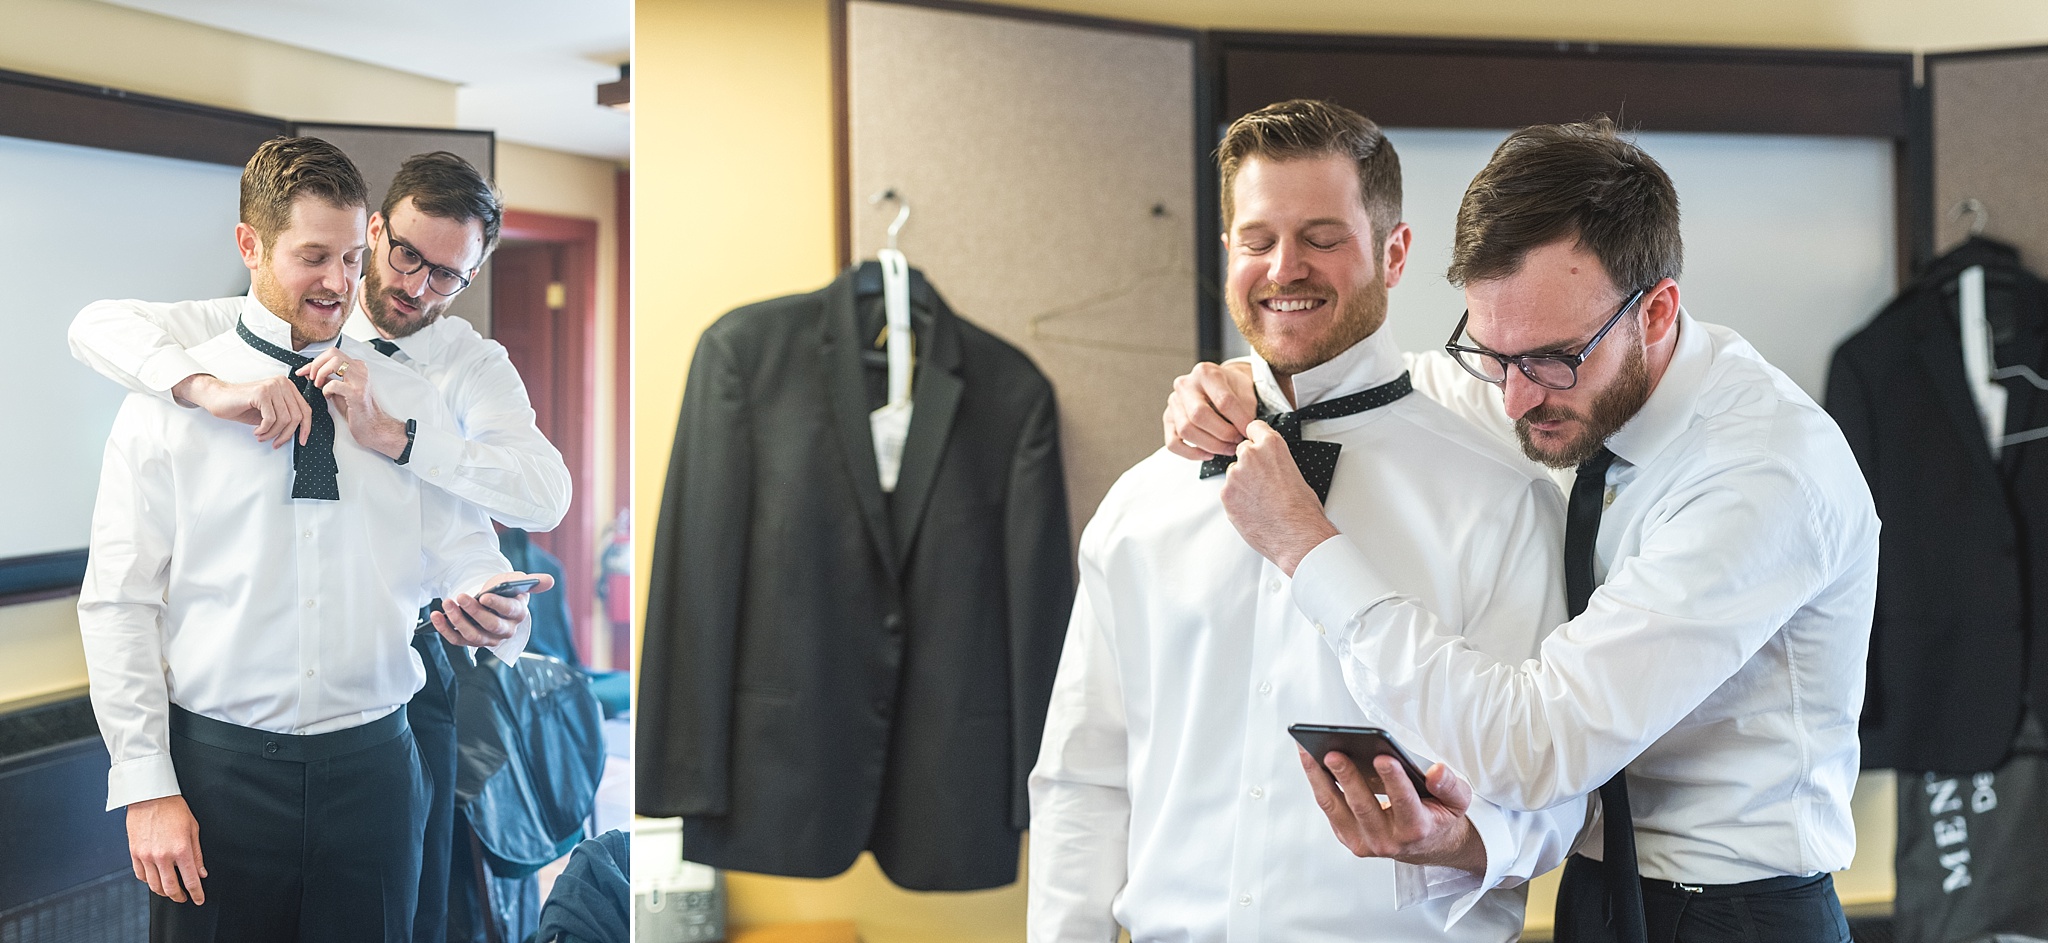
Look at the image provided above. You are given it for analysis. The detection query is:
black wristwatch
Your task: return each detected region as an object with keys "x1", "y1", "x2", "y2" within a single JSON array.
[{"x1": 395, "y1": 418, "x2": 418, "y2": 465}]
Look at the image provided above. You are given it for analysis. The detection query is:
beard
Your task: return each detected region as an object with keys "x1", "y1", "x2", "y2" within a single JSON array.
[
  {"x1": 1228, "y1": 265, "x2": 1388, "y2": 377},
  {"x1": 252, "y1": 259, "x2": 351, "y2": 344},
  {"x1": 362, "y1": 262, "x2": 447, "y2": 339},
  {"x1": 1514, "y1": 321, "x2": 1653, "y2": 469}
]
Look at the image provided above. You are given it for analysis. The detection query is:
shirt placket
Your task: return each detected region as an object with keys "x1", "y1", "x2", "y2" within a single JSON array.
[
  {"x1": 291, "y1": 498, "x2": 332, "y2": 732},
  {"x1": 1227, "y1": 559, "x2": 1293, "y2": 943}
]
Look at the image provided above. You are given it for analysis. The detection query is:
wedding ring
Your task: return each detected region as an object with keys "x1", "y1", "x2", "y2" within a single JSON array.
[{"x1": 335, "y1": 362, "x2": 349, "y2": 378}]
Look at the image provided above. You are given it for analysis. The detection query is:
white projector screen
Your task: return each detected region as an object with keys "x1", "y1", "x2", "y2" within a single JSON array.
[
  {"x1": 1, "y1": 134, "x2": 249, "y2": 561},
  {"x1": 1225, "y1": 128, "x2": 1899, "y2": 401}
]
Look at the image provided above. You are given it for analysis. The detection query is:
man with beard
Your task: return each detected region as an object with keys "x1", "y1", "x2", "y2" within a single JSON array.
[
  {"x1": 1028, "y1": 99, "x2": 1587, "y2": 943},
  {"x1": 69, "y1": 150, "x2": 567, "y2": 942},
  {"x1": 77, "y1": 136, "x2": 549, "y2": 942},
  {"x1": 1164, "y1": 120, "x2": 1877, "y2": 942}
]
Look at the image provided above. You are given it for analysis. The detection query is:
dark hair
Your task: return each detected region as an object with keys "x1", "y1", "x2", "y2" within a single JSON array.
[
  {"x1": 240, "y1": 136, "x2": 368, "y2": 250},
  {"x1": 1448, "y1": 117, "x2": 1682, "y2": 292},
  {"x1": 1217, "y1": 99, "x2": 1402, "y2": 251},
  {"x1": 381, "y1": 151, "x2": 504, "y2": 260}
]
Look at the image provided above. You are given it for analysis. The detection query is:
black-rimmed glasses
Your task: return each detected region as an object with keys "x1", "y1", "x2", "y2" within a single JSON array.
[
  {"x1": 1444, "y1": 287, "x2": 1648, "y2": 391},
  {"x1": 385, "y1": 230, "x2": 473, "y2": 297}
]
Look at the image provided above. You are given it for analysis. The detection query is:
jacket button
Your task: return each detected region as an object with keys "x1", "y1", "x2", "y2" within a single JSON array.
[{"x1": 884, "y1": 613, "x2": 905, "y2": 634}]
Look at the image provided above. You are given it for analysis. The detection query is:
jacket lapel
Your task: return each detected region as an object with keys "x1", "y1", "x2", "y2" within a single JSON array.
[
  {"x1": 888, "y1": 287, "x2": 965, "y2": 567},
  {"x1": 822, "y1": 266, "x2": 899, "y2": 579},
  {"x1": 1916, "y1": 280, "x2": 2005, "y2": 485}
]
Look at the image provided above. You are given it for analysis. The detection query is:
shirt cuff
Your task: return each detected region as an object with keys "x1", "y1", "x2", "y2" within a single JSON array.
[
  {"x1": 1292, "y1": 533, "x2": 1402, "y2": 656},
  {"x1": 403, "y1": 421, "x2": 463, "y2": 489},
  {"x1": 137, "y1": 347, "x2": 209, "y2": 398},
  {"x1": 106, "y1": 753, "x2": 181, "y2": 811}
]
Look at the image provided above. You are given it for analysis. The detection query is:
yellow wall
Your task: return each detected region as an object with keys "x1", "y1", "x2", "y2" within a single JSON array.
[
  {"x1": 975, "y1": 0, "x2": 2048, "y2": 51},
  {"x1": 637, "y1": 0, "x2": 2023, "y2": 938},
  {"x1": 2, "y1": 0, "x2": 623, "y2": 698}
]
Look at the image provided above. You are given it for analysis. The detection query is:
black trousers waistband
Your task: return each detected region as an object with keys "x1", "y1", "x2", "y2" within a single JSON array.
[
  {"x1": 169, "y1": 705, "x2": 409, "y2": 762},
  {"x1": 1644, "y1": 869, "x2": 1830, "y2": 899}
]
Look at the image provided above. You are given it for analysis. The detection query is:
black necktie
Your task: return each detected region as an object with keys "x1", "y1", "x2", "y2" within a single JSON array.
[
  {"x1": 1199, "y1": 371, "x2": 1413, "y2": 503},
  {"x1": 1567, "y1": 447, "x2": 1646, "y2": 943},
  {"x1": 369, "y1": 338, "x2": 402, "y2": 358},
  {"x1": 236, "y1": 320, "x2": 340, "y2": 501}
]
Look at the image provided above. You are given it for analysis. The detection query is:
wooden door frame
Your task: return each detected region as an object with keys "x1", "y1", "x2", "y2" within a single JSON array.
[{"x1": 499, "y1": 208, "x2": 600, "y2": 663}]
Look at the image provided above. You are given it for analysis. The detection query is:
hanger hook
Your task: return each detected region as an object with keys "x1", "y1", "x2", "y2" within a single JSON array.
[
  {"x1": 1950, "y1": 197, "x2": 1989, "y2": 236},
  {"x1": 868, "y1": 187, "x2": 911, "y2": 253}
]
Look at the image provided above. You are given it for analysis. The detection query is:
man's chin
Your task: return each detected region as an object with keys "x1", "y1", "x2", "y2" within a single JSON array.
[{"x1": 1516, "y1": 424, "x2": 1593, "y2": 469}]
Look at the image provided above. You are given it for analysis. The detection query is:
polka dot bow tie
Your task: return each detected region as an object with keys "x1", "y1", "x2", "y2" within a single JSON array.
[
  {"x1": 237, "y1": 320, "x2": 341, "y2": 501},
  {"x1": 1198, "y1": 371, "x2": 1413, "y2": 504}
]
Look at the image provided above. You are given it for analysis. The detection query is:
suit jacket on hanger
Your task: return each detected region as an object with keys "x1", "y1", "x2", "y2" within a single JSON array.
[
  {"x1": 636, "y1": 262, "x2": 1073, "y2": 890},
  {"x1": 1827, "y1": 238, "x2": 2048, "y2": 771}
]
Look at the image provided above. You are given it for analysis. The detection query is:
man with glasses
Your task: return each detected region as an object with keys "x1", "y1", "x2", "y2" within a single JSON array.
[
  {"x1": 70, "y1": 150, "x2": 569, "y2": 943},
  {"x1": 1166, "y1": 119, "x2": 1877, "y2": 942}
]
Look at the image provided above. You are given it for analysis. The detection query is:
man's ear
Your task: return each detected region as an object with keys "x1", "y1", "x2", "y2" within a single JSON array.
[
  {"x1": 1381, "y1": 222, "x2": 1415, "y2": 289},
  {"x1": 1641, "y1": 278, "x2": 1682, "y2": 348},
  {"x1": 235, "y1": 222, "x2": 262, "y2": 272}
]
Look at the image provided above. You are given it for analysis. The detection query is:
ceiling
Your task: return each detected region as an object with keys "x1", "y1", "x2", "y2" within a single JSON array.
[{"x1": 98, "y1": 0, "x2": 629, "y2": 161}]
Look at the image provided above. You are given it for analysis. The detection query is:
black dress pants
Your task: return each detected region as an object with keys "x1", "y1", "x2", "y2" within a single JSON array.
[
  {"x1": 150, "y1": 706, "x2": 430, "y2": 943},
  {"x1": 1555, "y1": 854, "x2": 1852, "y2": 943},
  {"x1": 408, "y1": 633, "x2": 461, "y2": 943}
]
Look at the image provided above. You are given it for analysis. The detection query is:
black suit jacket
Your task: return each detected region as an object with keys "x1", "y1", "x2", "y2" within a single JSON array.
[
  {"x1": 636, "y1": 263, "x2": 1073, "y2": 890},
  {"x1": 1827, "y1": 238, "x2": 2048, "y2": 772}
]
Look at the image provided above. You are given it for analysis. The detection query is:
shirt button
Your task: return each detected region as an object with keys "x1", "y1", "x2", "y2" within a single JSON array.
[
  {"x1": 1249, "y1": 786, "x2": 1264, "y2": 799},
  {"x1": 304, "y1": 599, "x2": 316, "y2": 608},
  {"x1": 1258, "y1": 682, "x2": 1272, "y2": 695},
  {"x1": 1313, "y1": 622, "x2": 1325, "y2": 635},
  {"x1": 1267, "y1": 579, "x2": 1282, "y2": 593},
  {"x1": 429, "y1": 468, "x2": 441, "y2": 478},
  {"x1": 1239, "y1": 894, "x2": 1252, "y2": 906},
  {"x1": 305, "y1": 669, "x2": 316, "y2": 677},
  {"x1": 302, "y1": 530, "x2": 313, "y2": 539}
]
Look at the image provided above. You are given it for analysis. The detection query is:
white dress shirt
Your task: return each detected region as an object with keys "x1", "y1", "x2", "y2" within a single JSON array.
[
  {"x1": 77, "y1": 295, "x2": 524, "y2": 811},
  {"x1": 68, "y1": 296, "x2": 571, "y2": 531},
  {"x1": 1028, "y1": 327, "x2": 1588, "y2": 943},
  {"x1": 1293, "y1": 311, "x2": 1880, "y2": 884}
]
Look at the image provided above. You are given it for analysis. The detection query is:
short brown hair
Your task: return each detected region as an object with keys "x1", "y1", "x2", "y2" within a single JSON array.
[
  {"x1": 1218, "y1": 99, "x2": 1402, "y2": 251},
  {"x1": 1448, "y1": 117, "x2": 1681, "y2": 292},
  {"x1": 382, "y1": 151, "x2": 504, "y2": 261},
  {"x1": 239, "y1": 136, "x2": 368, "y2": 250}
]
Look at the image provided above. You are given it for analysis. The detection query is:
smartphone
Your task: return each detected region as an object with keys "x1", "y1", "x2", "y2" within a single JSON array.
[
  {"x1": 1287, "y1": 723, "x2": 1434, "y2": 800},
  {"x1": 481, "y1": 577, "x2": 545, "y2": 598},
  {"x1": 413, "y1": 579, "x2": 547, "y2": 633}
]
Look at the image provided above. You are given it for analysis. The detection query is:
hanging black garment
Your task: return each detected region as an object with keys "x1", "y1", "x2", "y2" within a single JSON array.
[
  {"x1": 1825, "y1": 236, "x2": 2048, "y2": 771},
  {"x1": 636, "y1": 262, "x2": 1074, "y2": 891}
]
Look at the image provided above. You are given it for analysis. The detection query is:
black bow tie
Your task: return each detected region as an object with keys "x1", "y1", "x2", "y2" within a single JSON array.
[
  {"x1": 1199, "y1": 371, "x2": 1413, "y2": 503},
  {"x1": 236, "y1": 320, "x2": 340, "y2": 501}
]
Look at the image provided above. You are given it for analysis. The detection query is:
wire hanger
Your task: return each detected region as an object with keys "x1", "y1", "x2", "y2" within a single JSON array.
[
  {"x1": 1946, "y1": 197, "x2": 2048, "y2": 450},
  {"x1": 1025, "y1": 201, "x2": 1199, "y2": 358}
]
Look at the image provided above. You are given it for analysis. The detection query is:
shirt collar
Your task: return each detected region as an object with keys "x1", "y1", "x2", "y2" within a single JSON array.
[
  {"x1": 240, "y1": 293, "x2": 336, "y2": 354},
  {"x1": 342, "y1": 303, "x2": 428, "y2": 362},
  {"x1": 1605, "y1": 307, "x2": 1710, "y2": 468},
  {"x1": 1250, "y1": 326, "x2": 1405, "y2": 414}
]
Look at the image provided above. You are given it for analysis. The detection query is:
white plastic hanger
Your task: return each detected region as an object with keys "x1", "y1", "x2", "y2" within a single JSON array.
[{"x1": 868, "y1": 189, "x2": 915, "y2": 491}]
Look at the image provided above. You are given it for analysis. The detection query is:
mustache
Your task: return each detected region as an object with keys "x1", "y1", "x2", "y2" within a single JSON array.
[{"x1": 1519, "y1": 403, "x2": 1582, "y2": 425}]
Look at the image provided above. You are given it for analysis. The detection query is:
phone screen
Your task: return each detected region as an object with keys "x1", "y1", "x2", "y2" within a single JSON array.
[{"x1": 1287, "y1": 723, "x2": 1435, "y2": 800}]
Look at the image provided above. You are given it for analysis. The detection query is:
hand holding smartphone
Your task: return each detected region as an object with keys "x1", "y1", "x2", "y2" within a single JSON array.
[{"x1": 1287, "y1": 723, "x2": 1435, "y2": 800}]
